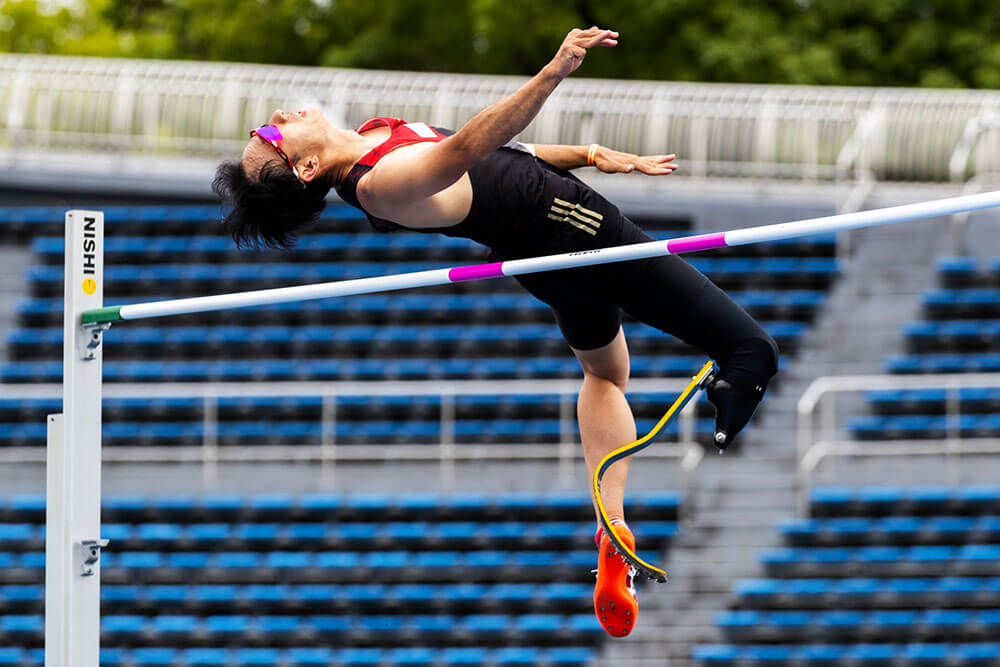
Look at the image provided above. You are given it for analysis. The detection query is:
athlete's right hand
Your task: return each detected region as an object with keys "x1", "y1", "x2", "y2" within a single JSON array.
[{"x1": 547, "y1": 27, "x2": 618, "y2": 80}]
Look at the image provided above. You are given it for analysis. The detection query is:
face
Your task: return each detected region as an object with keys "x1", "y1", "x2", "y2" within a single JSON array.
[{"x1": 242, "y1": 106, "x2": 331, "y2": 182}]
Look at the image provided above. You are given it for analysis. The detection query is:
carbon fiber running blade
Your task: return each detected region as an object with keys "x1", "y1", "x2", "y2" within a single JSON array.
[
  {"x1": 599, "y1": 516, "x2": 669, "y2": 582},
  {"x1": 593, "y1": 361, "x2": 718, "y2": 584}
]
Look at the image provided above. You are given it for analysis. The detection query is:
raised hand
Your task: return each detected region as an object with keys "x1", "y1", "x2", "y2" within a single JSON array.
[
  {"x1": 592, "y1": 146, "x2": 678, "y2": 175},
  {"x1": 548, "y1": 27, "x2": 618, "y2": 80}
]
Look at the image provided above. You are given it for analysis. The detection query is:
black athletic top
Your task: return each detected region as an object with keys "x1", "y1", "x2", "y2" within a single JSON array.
[{"x1": 334, "y1": 117, "x2": 617, "y2": 260}]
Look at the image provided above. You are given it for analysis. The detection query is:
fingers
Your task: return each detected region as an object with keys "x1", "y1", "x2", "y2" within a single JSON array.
[
  {"x1": 634, "y1": 154, "x2": 677, "y2": 174},
  {"x1": 570, "y1": 26, "x2": 618, "y2": 49},
  {"x1": 583, "y1": 29, "x2": 618, "y2": 48},
  {"x1": 619, "y1": 158, "x2": 678, "y2": 175},
  {"x1": 594, "y1": 147, "x2": 679, "y2": 175},
  {"x1": 617, "y1": 153, "x2": 678, "y2": 175}
]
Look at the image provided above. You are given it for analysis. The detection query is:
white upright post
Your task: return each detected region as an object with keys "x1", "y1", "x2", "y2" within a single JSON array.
[{"x1": 46, "y1": 211, "x2": 107, "y2": 667}]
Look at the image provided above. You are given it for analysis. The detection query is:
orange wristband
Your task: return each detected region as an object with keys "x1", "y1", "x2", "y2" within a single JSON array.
[{"x1": 586, "y1": 143, "x2": 599, "y2": 166}]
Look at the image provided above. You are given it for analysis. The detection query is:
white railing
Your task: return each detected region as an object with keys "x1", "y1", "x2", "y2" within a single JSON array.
[
  {"x1": 4, "y1": 54, "x2": 1000, "y2": 182},
  {"x1": 796, "y1": 373, "x2": 1000, "y2": 515},
  {"x1": 0, "y1": 377, "x2": 705, "y2": 493}
]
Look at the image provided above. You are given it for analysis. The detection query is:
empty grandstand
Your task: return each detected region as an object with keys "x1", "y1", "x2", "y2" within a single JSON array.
[{"x1": 1, "y1": 52, "x2": 1000, "y2": 667}]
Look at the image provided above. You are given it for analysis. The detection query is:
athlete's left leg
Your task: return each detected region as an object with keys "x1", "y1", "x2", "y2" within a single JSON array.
[
  {"x1": 511, "y1": 268, "x2": 642, "y2": 637},
  {"x1": 570, "y1": 325, "x2": 635, "y2": 524},
  {"x1": 570, "y1": 326, "x2": 642, "y2": 637}
]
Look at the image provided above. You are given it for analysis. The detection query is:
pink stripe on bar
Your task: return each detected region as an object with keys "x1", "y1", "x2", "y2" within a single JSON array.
[
  {"x1": 448, "y1": 262, "x2": 505, "y2": 282},
  {"x1": 666, "y1": 232, "x2": 727, "y2": 254}
]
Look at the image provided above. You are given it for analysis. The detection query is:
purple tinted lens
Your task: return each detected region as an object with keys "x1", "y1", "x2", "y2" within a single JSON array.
[{"x1": 253, "y1": 124, "x2": 283, "y2": 142}]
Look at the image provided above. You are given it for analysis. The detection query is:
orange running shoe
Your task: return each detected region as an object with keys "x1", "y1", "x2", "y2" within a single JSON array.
[{"x1": 593, "y1": 521, "x2": 638, "y2": 637}]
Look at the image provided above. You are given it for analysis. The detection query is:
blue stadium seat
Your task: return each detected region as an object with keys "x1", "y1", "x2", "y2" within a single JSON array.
[
  {"x1": 435, "y1": 522, "x2": 479, "y2": 547},
  {"x1": 245, "y1": 494, "x2": 295, "y2": 520},
  {"x1": 693, "y1": 645, "x2": 739, "y2": 666},
  {"x1": 543, "y1": 582, "x2": 590, "y2": 610},
  {"x1": 191, "y1": 585, "x2": 238, "y2": 610},
  {"x1": 292, "y1": 583, "x2": 338, "y2": 611},
  {"x1": 546, "y1": 647, "x2": 595, "y2": 666},
  {"x1": 495, "y1": 647, "x2": 541, "y2": 666},
  {"x1": 462, "y1": 614, "x2": 511, "y2": 641},
  {"x1": 337, "y1": 648, "x2": 383, "y2": 667},
  {"x1": 409, "y1": 615, "x2": 455, "y2": 643},
  {"x1": 151, "y1": 614, "x2": 199, "y2": 640},
  {"x1": 98, "y1": 648, "x2": 127, "y2": 667},
  {"x1": 439, "y1": 584, "x2": 485, "y2": 610},
  {"x1": 101, "y1": 615, "x2": 145, "y2": 643},
  {"x1": 956, "y1": 643, "x2": 1000, "y2": 665},
  {"x1": 391, "y1": 583, "x2": 437, "y2": 608},
  {"x1": 390, "y1": 647, "x2": 436, "y2": 667},
  {"x1": 800, "y1": 645, "x2": 845, "y2": 666},
  {"x1": 746, "y1": 645, "x2": 793, "y2": 665},
  {"x1": 938, "y1": 256, "x2": 980, "y2": 287},
  {"x1": 308, "y1": 615, "x2": 351, "y2": 640},
  {"x1": 437, "y1": 648, "x2": 487, "y2": 667},
  {"x1": 517, "y1": 613, "x2": 563, "y2": 641},
  {"x1": 204, "y1": 615, "x2": 251, "y2": 640},
  {"x1": 256, "y1": 615, "x2": 302, "y2": 641},
  {"x1": 1, "y1": 584, "x2": 43, "y2": 612},
  {"x1": 132, "y1": 648, "x2": 179, "y2": 667},
  {"x1": 182, "y1": 648, "x2": 229, "y2": 667},
  {"x1": 285, "y1": 648, "x2": 335, "y2": 667},
  {"x1": 234, "y1": 648, "x2": 283, "y2": 666},
  {"x1": 491, "y1": 583, "x2": 536, "y2": 608},
  {"x1": 958, "y1": 487, "x2": 1000, "y2": 513},
  {"x1": 848, "y1": 644, "x2": 896, "y2": 666},
  {"x1": 0, "y1": 524, "x2": 39, "y2": 551}
]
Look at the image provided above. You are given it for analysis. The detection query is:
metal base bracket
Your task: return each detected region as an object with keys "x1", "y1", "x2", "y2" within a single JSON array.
[
  {"x1": 79, "y1": 322, "x2": 110, "y2": 361},
  {"x1": 75, "y1": 539, "x2": 109, "y2": 577}
]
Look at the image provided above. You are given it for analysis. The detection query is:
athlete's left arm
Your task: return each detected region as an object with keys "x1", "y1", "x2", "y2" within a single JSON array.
[{"x1": 529, "y1": 143, "x2": 677, "y2": 175}]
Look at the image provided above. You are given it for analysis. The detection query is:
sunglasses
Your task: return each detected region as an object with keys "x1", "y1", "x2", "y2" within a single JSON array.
[{"x1": 250, "y1": 124, "x2": 305, "y2": 185}]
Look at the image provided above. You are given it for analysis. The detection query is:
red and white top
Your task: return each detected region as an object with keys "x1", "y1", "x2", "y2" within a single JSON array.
[{"x1": 352, "y1": 117, "x2": 449, "y2": 168}]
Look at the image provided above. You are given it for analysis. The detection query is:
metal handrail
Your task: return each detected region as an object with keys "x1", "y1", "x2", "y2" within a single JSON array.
[
  {"x1": 6, "y1": 54, "x2": 1000, "y2": 182},
  {"x1": 0, "y1": 378, "x2": 704, "y2": 493},
  {"x1": 833, "y1": 172, "x2": 876, "y2": 262},
  {"x1": 796, "y1": 373, "x2": 1000, "y2": 515}
]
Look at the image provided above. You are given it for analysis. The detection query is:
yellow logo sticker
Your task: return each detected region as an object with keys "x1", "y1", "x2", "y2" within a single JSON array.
[{"x1": 82, "y1": 278, "x2": 97, "y2": 295}]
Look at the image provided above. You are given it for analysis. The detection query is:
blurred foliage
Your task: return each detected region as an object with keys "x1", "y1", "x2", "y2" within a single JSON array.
[{"x1": 1, "y1": 0, "x2": 999, "y2": 88}]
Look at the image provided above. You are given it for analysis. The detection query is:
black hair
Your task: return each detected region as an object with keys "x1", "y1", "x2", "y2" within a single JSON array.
[{"x1": 212, "y1": 158, "x2": 332, "y2": 249}]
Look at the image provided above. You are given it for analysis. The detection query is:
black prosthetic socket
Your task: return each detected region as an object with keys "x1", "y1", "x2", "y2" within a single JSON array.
[
  {"x1": 709, "y1": 338, "x2": 779, "y2": 450},
  {"x1": 707, "y1": 377, "x2": 765, "y2": 450}
]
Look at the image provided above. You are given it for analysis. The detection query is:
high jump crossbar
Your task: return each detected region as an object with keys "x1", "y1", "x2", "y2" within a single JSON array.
[
  {"x1": 50, "y1": 190, "x2": 1000, "y2": 667},
  {"x1": 80, "y1": 190, "x2": 1000, "y2": 325}
]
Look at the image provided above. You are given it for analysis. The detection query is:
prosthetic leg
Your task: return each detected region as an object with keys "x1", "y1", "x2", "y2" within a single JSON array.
[
  {"x1": 593, "y1": 357, "x2": 770, "y2": 583},
  {"x1": 593, "y1": 360, "x2": 717, "y2": 583}
]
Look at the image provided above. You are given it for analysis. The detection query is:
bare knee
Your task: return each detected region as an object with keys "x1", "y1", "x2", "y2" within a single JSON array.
[{"x1": 573, "y1": 327, "x2": 630, "y2": 391}]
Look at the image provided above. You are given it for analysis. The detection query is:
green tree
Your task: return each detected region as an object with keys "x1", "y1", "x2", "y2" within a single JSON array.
[{"x1": 2, "y1": 0, "x2": 999, "y2": 89}]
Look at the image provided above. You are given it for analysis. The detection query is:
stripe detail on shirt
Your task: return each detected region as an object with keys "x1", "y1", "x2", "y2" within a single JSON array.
[{"x1": 548, "y1": 197, "x2": 603, "y2": 235}]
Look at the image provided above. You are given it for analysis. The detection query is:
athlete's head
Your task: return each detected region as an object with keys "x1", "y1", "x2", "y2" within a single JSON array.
[{"x1": 213, "y1": 107, "x2": 334, "y2": 249}]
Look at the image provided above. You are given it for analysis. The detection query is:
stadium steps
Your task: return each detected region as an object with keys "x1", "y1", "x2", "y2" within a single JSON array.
[{"x1": 749, "y1": 201, "x2": 953, "y2": 453}]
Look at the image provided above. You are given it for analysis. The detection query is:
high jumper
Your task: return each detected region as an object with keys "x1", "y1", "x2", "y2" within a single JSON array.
[{"x1": 212, "y1": 26, "x2": 779, "y2": 638}]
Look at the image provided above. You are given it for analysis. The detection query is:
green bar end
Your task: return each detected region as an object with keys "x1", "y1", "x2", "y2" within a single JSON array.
[{"x1": 81, "y1": 306, "x2": 123, "y2": 324}]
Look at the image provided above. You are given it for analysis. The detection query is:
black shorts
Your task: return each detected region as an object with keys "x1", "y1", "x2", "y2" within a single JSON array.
[{"x1": 511, "y1": 184, "x2": 771, "y2": 366}]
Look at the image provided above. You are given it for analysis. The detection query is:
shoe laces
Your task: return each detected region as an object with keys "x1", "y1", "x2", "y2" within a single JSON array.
[{"x1": 625, "y1": 566, "x2": 638, "y2": 599}]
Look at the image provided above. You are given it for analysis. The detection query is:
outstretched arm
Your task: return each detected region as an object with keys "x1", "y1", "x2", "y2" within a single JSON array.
[
  {"x1": 530, "y1": 143, "x2": 678, "y2": 175},
  {"x1": 360, "y1": 27, "x2": 619, "y2": 207}
]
